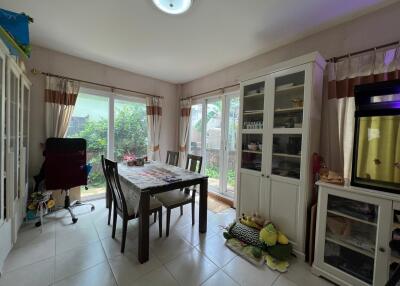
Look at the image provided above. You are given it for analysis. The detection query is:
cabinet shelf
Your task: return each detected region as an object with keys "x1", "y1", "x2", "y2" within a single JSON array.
[
  {"x1": 327, "y1": 209, "x2": 377, "y2": 226},
  {"x1": 325, "y1": 236, "x2": 374, "y2": 258},
  {"x1": 392, "y1": 222, "x2": 400, "y2": 230},
  {"x1": 243, "y1": 110, "x2": 264, "y2": 115},
  {"x1": 275, "y1": 84, "x2": 304, "y2": 93},
  {"x1": 242, "y1": 129, "x2": 263, "y2": 134},
  {"x1": 274, "y1": 107, "x2": 303, "y2": 113},
  {"x1": 272, "y1": 152, "x2": 301, "y2": 159},
  {"x1": 242, "y1": 150, "x2": 262, "y2": 154},
  {"x1": 391, "y1": 254, "x2": 400, "y2": 264},
  {"x1": 272, "y1": 128, "x2": 302, "y2": 134},
  {"x1": 244, "y1": 92, "x2": 264, "y2": 98}
]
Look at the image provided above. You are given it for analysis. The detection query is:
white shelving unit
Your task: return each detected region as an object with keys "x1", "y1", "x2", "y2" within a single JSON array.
[
  {"x1": 0, "y1": 38, "x2": 31, "y2": 273},
  {"x1": 312, "y1": 182, "x2": 398, "y2": 286},
  {"x1": 236, "y1": 52, "x2": 326, "y2": 256}
]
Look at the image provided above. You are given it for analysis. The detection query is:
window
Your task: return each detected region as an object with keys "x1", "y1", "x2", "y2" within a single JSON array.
[
  {"x1": 66, "y1": 92, "x2": 109, "y2": 199},
  {"x1": 188, "y1": 93, "x2": 239, "y2": 198},
  {"x1": 114, "y1": 98, "x2": 148, "y2": 161},
  {"x1": 66, "y1": 89, "x2": 148, "y2": 199}
]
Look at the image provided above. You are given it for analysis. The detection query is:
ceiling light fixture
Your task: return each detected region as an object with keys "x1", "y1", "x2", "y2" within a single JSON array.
[{"x1": 152, "y1": 0, "x2": 193, "y2": 15}]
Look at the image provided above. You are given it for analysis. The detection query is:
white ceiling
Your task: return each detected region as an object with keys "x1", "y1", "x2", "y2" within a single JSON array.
[{"x1": 0, "y1": 0, "x2": 397, "y2": 83}]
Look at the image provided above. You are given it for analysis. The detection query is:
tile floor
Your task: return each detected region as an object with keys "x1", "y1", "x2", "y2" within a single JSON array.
[{"x1": 0, "y1": 199, "x2": 334, "y2": 286}]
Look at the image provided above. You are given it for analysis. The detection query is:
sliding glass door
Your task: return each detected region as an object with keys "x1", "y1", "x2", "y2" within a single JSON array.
[
  {"x1": 66, "y1": 92, "x2": 109, "y2": 199},
  {"x1": 114, "y1": 98, "x2": 148, "y2": 161},
  {"x1": 225, "y1": 95, "x2": 240, "y2": 196},
  {"x1": 189, "y1": 103, "x2": 203, "y2": 156},
  {"x1": 205, "y1": 98, "x2": 223, "y2": 194},
  {"x1": 189, "y1": 92, "x2": 239, "y2": 198},
  {"x1": 66, "y1": 89, "x2": 148, "y2": 200}
]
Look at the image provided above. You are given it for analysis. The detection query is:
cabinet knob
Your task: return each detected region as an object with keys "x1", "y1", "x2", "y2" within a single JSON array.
[
  {"x1": 266, "y1": 175, "x2": 270, "y2": 178},
  {"x1": 379, "y1": 247, "x2": 385, "y2": 253},
  {"x1": 261, "y1": 174, "x2": 265, "y2": 177}
]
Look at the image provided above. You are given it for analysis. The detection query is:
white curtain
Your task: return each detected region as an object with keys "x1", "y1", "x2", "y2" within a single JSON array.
[
  {"x1": 45, "y1": 76, "x2": 80, "y2": 138},
  {"x1": 146, "y1": 96, "x2": 163, "y2": 161},
  {"x1": 179, "y1": 99, "x2": 192, "y2": 166},
  {"x1": 320, "y1": 46, "x2": 400, "y2": 181}
]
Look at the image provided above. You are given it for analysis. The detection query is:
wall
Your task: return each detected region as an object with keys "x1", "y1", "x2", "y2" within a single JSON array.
[
  {"x1": 181, "y1": 2, "x2": 400, "y2": 97},
  {"x1": 25, "y1": 45, "x2": 179, "y2": 187}
]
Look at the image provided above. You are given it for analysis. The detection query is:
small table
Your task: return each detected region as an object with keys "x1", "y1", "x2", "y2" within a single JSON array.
[{"x1": 118, "y1": 161, "x2": 208, "y2": 263}]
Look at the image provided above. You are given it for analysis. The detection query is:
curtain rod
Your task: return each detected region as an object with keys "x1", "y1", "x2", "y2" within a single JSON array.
[
  {"x1": 30, "y1": 68, "x2": 163, "y2": 98},
  {"x1": 329, "y1": 41, "x2": 399, "y2": 63},
  {"x1": 181, "y1": 83, "x2": 239, "y2": 101}
]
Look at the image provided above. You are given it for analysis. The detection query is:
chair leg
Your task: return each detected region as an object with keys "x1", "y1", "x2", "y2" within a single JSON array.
[
  {"x1": 154, "y1": 212, "x2": 157, "y2": 223},
  {"x1": 112, "y1": 208, "x2": 117, "y2": 239},
  {"x1": 180, "y1": 205, "x2": 183, "y2": 216},
  {"x1": 108, "y1": 203, "x2": 112, "y2": 225},
  {"x1": 121, "y1": 218, "x2": 128, "y2": 253},
  {"x1": 166, "y1": 208, "x2": 171, "y2": 237},
  {"x1": 158, "y1": 209, "x2": 162, "y2": 238}
]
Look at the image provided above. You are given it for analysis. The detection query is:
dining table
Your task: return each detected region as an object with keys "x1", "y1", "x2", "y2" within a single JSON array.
[{"x1": 117, "y1": 161, "x2": 208, "y2": 263}]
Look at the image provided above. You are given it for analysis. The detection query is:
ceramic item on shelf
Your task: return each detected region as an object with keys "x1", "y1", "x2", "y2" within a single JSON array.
[
  {"x1": 291, "y1": 98, "x2": 304, "y2": 107},
  {"x1": 258, "y1": 144, "x2": 262, "y2": 150},
  {"x1": 248, "y1": 143, "x2": 258, "y2": 151}
]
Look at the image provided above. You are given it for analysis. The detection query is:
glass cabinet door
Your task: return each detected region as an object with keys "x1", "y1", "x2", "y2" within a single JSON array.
[
  {"x1": 241, "y1": 80, "x2": 265, "y2": 172},
  {"x1": 273, "y1": 71, "x2": 305, "y2": 129},
  {"x1": 324, "y1": 195, "x2": 378, "y2": 284},
  {"x1": 20, "y1": 82, "x2": 29, "y2": 198},
  {"x1": 9, "y1": 68, "x2": 19, "y2": 200},
  {"x1": 270, "y1": 70, "x2": 305, "y2": 179},
  {"x1": 271, "y1": 134, "x2": 302, "y2": 179},
  {"x1": 0, "y1": 53, "x2": 4, "y2": 223}
]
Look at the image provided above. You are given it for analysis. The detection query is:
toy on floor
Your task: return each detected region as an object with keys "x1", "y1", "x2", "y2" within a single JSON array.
[{"x1": 223, "y1": 213, "x2": 293, "y2": 272}]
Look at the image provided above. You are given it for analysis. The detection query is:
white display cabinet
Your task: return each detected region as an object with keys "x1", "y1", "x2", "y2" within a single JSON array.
[
  {"x1": 0, "y1": 38, "x2": 31, "y2": 273},
  {"x1": 236, "y1": 52, "x2": 326, "y2": 256},
  {"x1": 312, "y1": 182, "x2": 398, "y2": 286}
]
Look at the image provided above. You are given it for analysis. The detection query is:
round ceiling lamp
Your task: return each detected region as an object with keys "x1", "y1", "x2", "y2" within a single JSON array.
[{"x1": 152, "y1": 0, "x2": 193, "y2": 15}]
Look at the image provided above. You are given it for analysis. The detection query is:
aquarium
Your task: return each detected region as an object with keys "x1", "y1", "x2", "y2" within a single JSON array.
[{"x1": 352, "y1": 80, "x2": 400, "y2": 193}]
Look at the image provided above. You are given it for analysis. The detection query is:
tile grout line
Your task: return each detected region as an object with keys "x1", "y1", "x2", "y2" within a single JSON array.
[
  {"x1": 270, "y1": 273, "x2": 282, "y2": 286},
  {"x1": 92, "y1": 211, "x2": 119, "y2": 286}
]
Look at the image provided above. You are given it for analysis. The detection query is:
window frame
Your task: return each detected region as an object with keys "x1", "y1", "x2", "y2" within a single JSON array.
[{"x1": 70, "y1": 87, "x2": 147, "y2": 161}]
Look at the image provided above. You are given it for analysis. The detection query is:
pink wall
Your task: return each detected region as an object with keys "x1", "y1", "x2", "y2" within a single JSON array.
[
  {"x1": 26, "y1": 45, "x2": 179, "y2": 177},
  {"x1": 181, "y1": 2, "x2": 400, "y2": 97}
]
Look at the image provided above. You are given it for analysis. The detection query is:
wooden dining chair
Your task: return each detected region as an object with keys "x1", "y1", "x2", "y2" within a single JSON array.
[
  {"x1": 101, "y1": 155, "x2": 113, "y2": 226},
  {"x1": 155, "y1": 154, "x2": 202, "y2": 237},
  {"x1": 103, "y1": 158, "x2": 163, "y2": 252},
  {"x1": 166, "y1": 151, "x2": 179, "y2": 166}
]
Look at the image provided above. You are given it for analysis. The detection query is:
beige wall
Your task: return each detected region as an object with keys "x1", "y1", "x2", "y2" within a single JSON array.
[
  {"x1": 181, "y1": 2, "x2": 400, "y2": 97},
  {"x1": 25, "y1": 45, "x2": 179, "y2": 186}
]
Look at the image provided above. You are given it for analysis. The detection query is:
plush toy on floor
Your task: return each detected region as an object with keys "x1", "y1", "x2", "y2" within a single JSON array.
[{"x1": 223, "y1": 214, "x2": 292, "y2": 272}]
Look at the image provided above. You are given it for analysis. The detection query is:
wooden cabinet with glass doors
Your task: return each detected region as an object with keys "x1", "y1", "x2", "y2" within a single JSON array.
[{"x1": 237, "y1": 52, "x2": 326, "y2": 255}]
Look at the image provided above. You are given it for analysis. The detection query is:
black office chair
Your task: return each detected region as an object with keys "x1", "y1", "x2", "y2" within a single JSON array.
[{"x1": 34, "y1": 138, "x2": 95, "y2": 224}]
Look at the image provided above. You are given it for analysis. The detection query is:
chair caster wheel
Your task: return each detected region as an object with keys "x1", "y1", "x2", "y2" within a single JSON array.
[
  {"x1": 35, "y1": 221, "x2": 41, "y2": 227},
  {"x1": 72, "y1": 218, "x2": 78, "y2": 224}
]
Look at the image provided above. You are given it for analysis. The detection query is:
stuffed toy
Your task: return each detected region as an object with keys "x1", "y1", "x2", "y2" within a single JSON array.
[
  {"x1": 224, "y1": 215, "x2": 293, "y2": 272},
  {"x1": 239, "y1": 213, "x2": 267, "y2": 230},
  {"x1": 259, "y1": 223, "x2": 278, "y2": 246},
  {"x1": 265, "y1": 255, "x2": 289, "y2": 273}
]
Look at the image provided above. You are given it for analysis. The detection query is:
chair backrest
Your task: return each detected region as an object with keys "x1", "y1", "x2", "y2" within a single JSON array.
[
  {"x1": 44, "y1": 138, "x2": 87, "y2": 190},
  {"x1": 185, "y1": 154, "x2": 202, "y2": 173},
  {"x1": 101, "y1": 155, "x2": 110, "y2": 189},
  {"x1": 166, "y1": 151, "x2": 179, "y2": 166},
  {"x1": 103, "y1": 158, "x2": 128, "y2": 216}
]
